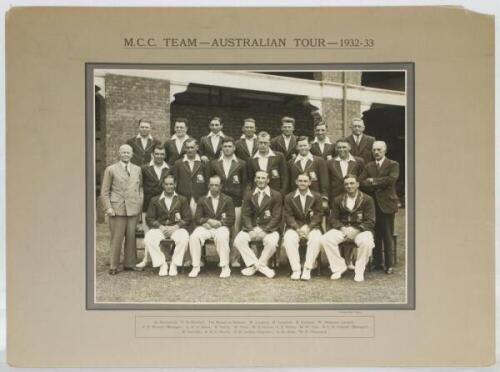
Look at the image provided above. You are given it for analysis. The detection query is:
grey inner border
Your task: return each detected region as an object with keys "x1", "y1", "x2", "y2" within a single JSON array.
[{"x1": 85, "y1": 63, "x2": 415, "y2": 311}]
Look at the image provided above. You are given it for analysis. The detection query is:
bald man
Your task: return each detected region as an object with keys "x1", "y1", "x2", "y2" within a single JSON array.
[{"x1": 101, "y1": 144, "x2": 144, "y2": 275}]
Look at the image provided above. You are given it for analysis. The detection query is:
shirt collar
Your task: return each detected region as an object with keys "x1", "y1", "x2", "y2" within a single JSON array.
[
  {"x1": 253, "y1": 149, "x2": 276, "y2": 159},
  {"x1": 207, "y1": 192, "x2": 220, "y2": 199},
  {"x1": 253, "y1": 186, "x2": 271, "y2": 197},
  {"x1": 294, "y1": 189, "x2": 314, "y2": 198},
  {"x1": 120, "y1": 161, "x2": 130, "y2": 168},
  {"x1": 159, "y1": 191, "x2": 177, "y2": 200},
  {"x1": 376, "y1": 157, "x2": 386, "y2": 165},
  {"x1": 295, "y1": 152, "x2": 314, "y2": 163},
  {"x1": 346, "y1": 191, "x2": 359, "y2": 200},
  {"x1": 136, "y1": 133, "x2": 153, "y2": 140},
  {"x1": 149, "y1": 159, "x2": 169, "y2": 169},
  {"x1": 208, "y1": 131, "x2": 224, "y2": 138},
  {"x1": 335, "y1": 154, "x2": 356, "y2": 162},
  {"x1": 241, "y1": 134, "x2": 257, "y2": 140},
  {"x1": 183, "y1": 154, "x2": 201, "y2": 162},
  {"x1": 219, "y1": 154, "x2": 238, "y2": 162},
  {"x1": 312, "y1": 136, "x2": 332, "y2": 144},
  {"x1": 171, "y1": 134, "x2": 189, "y2": 141}
]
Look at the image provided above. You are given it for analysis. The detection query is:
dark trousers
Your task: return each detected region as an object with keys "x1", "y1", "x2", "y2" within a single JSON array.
[
  {"x1": 374, "y1": 207, "x2": 395, "y2": 268},
  {"x1": 109, "y1": 215, "x2": 139, "y2": 269}
]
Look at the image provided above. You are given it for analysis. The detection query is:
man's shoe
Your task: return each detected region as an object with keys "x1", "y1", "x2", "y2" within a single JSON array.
[
  {"x1": 354, "y1": 272, "x2": 364, "y2": 282},
  {"x1": 347, "y1": 264, "x2": 355, "y2": 271},
  {"x1": 124, "y1": 266, "x2": 143, "y2": 272},
  {"x1": 291, "y1": 271, "x2": 301, "y2": 280},
  {"x1": 371, "y1": 264, "x2": 384, "y2": 271},
  {"x1": 385, "y1": 267, "x2": 394, "y2": 275},
  {"x1": 108, "y1": 269, "x2": 118, "y2": 275},
  {"x1": 257, "y1": 265, "x2": 275, "y2": 279},
  {"x1": 241, "y1": 266, "x2": 258, "y2": 276},
  {"x1": 301, "y1": 268, "x2": 311, "y2": 281},
  {"x1": 159, "y1": 262, "x2": 169, "y2": 277},
  {"x1": 331, "y1": 267, "x2": 347, "y2": 280},
  {"x1": 188, "y1": 266, "x2": 200, "y2": 278},
  {"x1": 136, "y1": 260, "x2": 148, "y2": 269},
  {"x1": 169, "y1": 264, "x2": 178, "y2": 276},
  {"x1": 220, "y1": 266, "x2": 231, "y2": 278},
  {"x1": 231, "y1": 260, "x2": 241, "y2": 268},
  {"x1": 200, "y1": 260, "x2": 205, "y2": 268}
]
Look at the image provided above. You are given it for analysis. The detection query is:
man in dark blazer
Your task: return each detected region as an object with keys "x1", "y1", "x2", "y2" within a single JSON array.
[
  {"x1": 164, "y1": 117, "x2": 190, "y2": 166},
  {"x1": 233, "y1": 171, "x2": 282, "y2": 279},
  {"x1": 310, "y1": 122, "x2": 336, "y2": 160},
  {"x1": 248, "y1": 131, "x2": 289, "y2": 195},
  {"x1": 143, "y1": 175, "x2": 192, "y2": 277},
  {"x1": 189, "y1": 175, "x2": 236, "y2": 278},
  {"x1": 199, "y1": 116, "x2": 225, "y2": 162},
  {"x1": 136, "y1": 145, "x2": 173, "y2": 269},
  {"x1": 360, "y1": 140, "x2": 400, "y2": 274},
  {"x1": 283, "y1": 173, "x2": 324, "y2": 281},
  {"x1": 288, "y1": 136, "x2": 329, "y2": 206},
  {"x1": 235, "y1": 118, "x2": 258, "y2": 161},
  {"x1": 346, "y1": 117, "x2": 375, "y2": 165},
  {"x1": 101, "y1": 144, "x2": 143, "y2": 275},
  {"x1": 271, "y1": 116, "x2": 298, "y2": 161},
  {"x1": 327, "y1": 139, "x2": 365, "y2": 202},
  {"x1": 172, "y1": 138, "x2": 209, "y2": 217},
  {"x1": 321, "y1": 174, "x2": 376, "y2": 282},
  {"x1": 126, "y1": 118, "x2": 161, "y2": 166}
]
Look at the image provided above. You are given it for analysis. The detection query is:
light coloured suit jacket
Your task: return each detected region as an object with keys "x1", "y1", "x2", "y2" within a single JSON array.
[{"x1": 101, "y1": 162, "x2": 143, "y2": 216}]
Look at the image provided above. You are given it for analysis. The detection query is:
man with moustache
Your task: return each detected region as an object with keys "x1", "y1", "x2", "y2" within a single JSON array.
[
  {"x1": 310, "y1": 122, "x2": 336, "y2": 160},
  {"x1": 283, "y1": 173, "x2": 323, "y2": 281},
  {"x1": 101, "y1": 144, "x2": 143, "y2": 275},
  {"x1": 143, "y1": 175, "x2": 192, "y2": 277},
  {"x1": 233, "y1": 171, "x2": 282, "y2": 279},
  {"x1": 126, "y1": 118, "x2": 161, "y2": 166},
  {"x1": 346, "y1": 117, "x2": 375, "y2": 165},
  {"x1": 361, "y1": 141, "x2": 400, "y2": 274},
  {"x1": 164, "y1": 117, "x2": 190, "y2": 166},
  {"x1": 199, "y1": 116, "x2": 225, "y2": 162},
  {"x1": 247, "y1": 131, "x2": 289, "y2": 195},
  {"x1": 271, "y1": 116, "x2": 298, "y2": 161},
  {"x1": 235, "y1": 118, "x2": 258, "y2": 161}
]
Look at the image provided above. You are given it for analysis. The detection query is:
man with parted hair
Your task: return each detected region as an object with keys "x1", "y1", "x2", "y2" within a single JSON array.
[
  {"x1": 199, "y1": 116, "x2": 225, "y2": 162},
  {"x1": 188, "y1": 175, "x2": 236, "y2": 278},
  {"x1": 321, "y1": 174, "x2": 376, "y2": 282},
  {"x1": 101, "y1": 144, "x2": 144, "y2": 275},
  {"x1": 126, "y1": 118, "x2": 161, "y2": 166},
  {"x1": 233, "y1": 170, "x2": 282, "y2": 279},
  {"x1": 360, "y1": 140, "x2": 400, "y2": 274},
  {"x1": 247, "y1": 131, "x2": 289, "y2": 195},
  {"x1": 164, "y1": 117, "x2": 190, "y2": 166},
  {"x1": 346, "y1": 117, "x2": 375, "y2": 165},
  {"x1": 283, "y1": 172, "x2": 324, "y2": 281},
  {"x1": 143, "y1": 175, "x2": 192, "y2": 276},
  {"x1": 235, "y1": 118, "x2": 258, "y2": 161},
  {"x1": 311, "y1": 122, "x2": 336, "y2": 160},
  {"x1": 271, "y1": 116, "x2": 298, "y2": 161}
]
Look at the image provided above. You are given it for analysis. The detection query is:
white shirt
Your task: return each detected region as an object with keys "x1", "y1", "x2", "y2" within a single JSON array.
[
  {"x1": 159, "y1": 191, "x2": 177, "y2": 210},
  {"x1": 253, "y1": 149, "x2": 276, "y2": 171},
  {"x1": 245, "y1": 137, "x2": 255, "y2": 155},
  {"x1": 312, "y1": 136, "x2": 332, "y2": 154},
  {"x1": 294, "y1": 189, "x2": 314, "y2": 212},
  {"x1": 137, "y1": 133, "x2": 153, "y2": 150},
  {"x1": 295, "y1": 152, "x2": 314, "y2": 171},
  {"x1": 220, "y1": 154, "x2": 237, "y2": 177},
  {"x1": 183, "y1": 154, "x2": 201, "y2": 171},
  {"x1": 353, "y1": 134, "x2": 363, "y2": 145},
  {"x1": 283, "y1": 135, "x2": 292, "y2": 150},
  {"x1": 208, "y1": 192, "x2": 220, "y2": 212},
  {"x1": 346, "y1": 192, "x2": 358, "y2": 211},
  {"x1": 376, "y1": 157, "x2": 386, "y2": 168},
  {"x1": 208, "y1": 131, "x2": 224, "y2": 152},
  {"x1": 171, "y1": 134, "x2": 189, "y2": 154},
  {"x1": 149, "y1": 159, "x2": 169, "y2": 180},
  {"x1": 120, "y1": 161, "x2": 131, "y2": 175},
  {"x1": 253, "y1": 186, "x2": 271, "y2": 206},
  {"x1": 335, "y1": 154, "x2": 356, "y2": 177}
]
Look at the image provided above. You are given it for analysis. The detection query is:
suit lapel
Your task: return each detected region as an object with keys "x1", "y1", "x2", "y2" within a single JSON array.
[
  {"x1": 191, "y1": 160, "x2": 201, "y2": 177},
  {"x1": 304, "y1": 195, "x2": 313, "y2": 216},
  {"x1": 169, "y1": 195, "x2": 179, "y2": 213},
  {"x1": 241, "y1": 140, "x2": 251, "y2": 157},
  {"x1": 377, "y1": 159, "x2": 389, "y2": 175},
  {"x1": 333, "y1": 160, "x2": 343, "y2": 178},
  {"x1": 303, "y1": 159, "x2": 313, "y2": 172},
  {"x1": 292, "y1": 195, "x2": 305, "y2": 217},
  {"x1": 358, "y1": 135, "x2": 368, "y2": 153},
  {"x1": 227, "y1": 159, "x2": 238, "y2": 177},
  {"x1": 347, "y1": 159, "x2": 356, "y2": 175}
]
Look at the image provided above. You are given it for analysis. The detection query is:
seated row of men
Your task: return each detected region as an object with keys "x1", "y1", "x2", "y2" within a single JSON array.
[{"x1": 141, "y1": 171, "x2": 374, "y2": 282}]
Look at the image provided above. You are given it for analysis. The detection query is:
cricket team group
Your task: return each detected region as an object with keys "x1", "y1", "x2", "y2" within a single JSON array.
[{"x1": 100, "y1": 115, "x2": 400, "y2": 282}]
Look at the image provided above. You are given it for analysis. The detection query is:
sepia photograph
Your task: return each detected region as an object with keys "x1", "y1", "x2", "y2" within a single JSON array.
[{"x1": 87, "y1": 65, "x2": 413, "y2": 309}]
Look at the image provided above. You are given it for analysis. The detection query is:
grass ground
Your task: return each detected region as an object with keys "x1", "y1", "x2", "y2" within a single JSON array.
[{"x1": 95, "y1": 210, "x2": 407, "y2": 304}]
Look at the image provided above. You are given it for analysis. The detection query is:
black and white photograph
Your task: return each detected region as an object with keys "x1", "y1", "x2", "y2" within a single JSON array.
[{"x1": 88, "y1": 65, "x2": 414, "y2": 308}]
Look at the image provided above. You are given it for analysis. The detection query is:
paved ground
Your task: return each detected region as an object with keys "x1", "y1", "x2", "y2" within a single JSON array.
[{"x1": 95, "y1": 210, "x2": 407, "y2": 304}]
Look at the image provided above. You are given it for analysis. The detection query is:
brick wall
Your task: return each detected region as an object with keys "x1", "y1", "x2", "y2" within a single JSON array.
[
  {"x1": 104, "y1": 74, "x2": 170, "y2": 167},
  {"x1": 321, "y1": 98, "x2": 362, "y2": 141},
  {"x1": 316, "y1": 71, "x2": 362, "y2": 85}
]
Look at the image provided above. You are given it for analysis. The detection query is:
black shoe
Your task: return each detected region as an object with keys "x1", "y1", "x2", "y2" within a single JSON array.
[
  {"x1": 371, "y1": 264, "x2": 384, "y2": 271},
  {"x1": 385, "y1": 267, "x2": 394, "y2": 274},
  {"x1": 108, "y1": 269, "x2": 118, "y2": 275},
  {"x1": 124, "y1": 266, "x2": 143, "y2": 272}
]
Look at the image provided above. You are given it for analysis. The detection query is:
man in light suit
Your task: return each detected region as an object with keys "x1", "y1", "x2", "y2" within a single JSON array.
[
  {"x1": 361, "y1": 141, "x2": 400, "y2": 274},
  {"x1": 199, "y1": 117, "x2": 225, "y2": 162},
  {"x1": 235, "y1": 118, "x2": 258, "y2": 161},
  {"x1": 346, "y1": 117, "x2": 375, "y2": 165},
  {"x1": 310, "y1": 122, "x2": 336, "y2": 160},
  {"x1": 164, "y1": 117, "x2": 190, "y2": 166},
  {"x1": 101, "y1": 144, "x2": 144, "y2": 275},
  {"x1": 271, "y1": 116, "x2": 297, "y2": 161},
  {"x1": 126, "y1": 118, "x2": 161, "y2": 166}
]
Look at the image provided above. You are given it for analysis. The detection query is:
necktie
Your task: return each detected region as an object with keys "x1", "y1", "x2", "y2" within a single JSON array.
[
  {"x1": 125, "y1": 164, "x2": 130, "y2": 176},
  {"x1": 258, "y1": 191, "x2": 264, "y2": 206},
  {"x1": 355, "y1": 136, "x2": 360, "y2": 145},
  {"x1": 211, "y1": 197, "x2": 216, "y2": 212},
  {"x1": 377, "y1": 161, "x2": 381, "y2": 169}
]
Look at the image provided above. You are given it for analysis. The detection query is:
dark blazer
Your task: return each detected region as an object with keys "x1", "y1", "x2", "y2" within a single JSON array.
[
  {"x1": 328, "y1": 191, "x2": 375, "y2": 233},
  {"x1": 141, "y1": 163, "x2": 173, "y2": 212},
  {"x1": 310, "y1": 139, "x2": 336, "y2": 160},
  {"x1": 247, "y1": 151, "x2": 289, "y2": 195},
  {"x1": 126, "y1": 136, "x2": 161, "y2": 166},
  {"x1": 283, "y1": 190, "x2": 323, "y2": 230},
  {"x1": 271, "y1": 134, "x2": 297, "y2": 161},
  {"x1": 346, "y1": 134, "x2": 375, "y2": 165},
  {"x1": 208, "y1": 157, "x2": 248, "y2": 207},
  {"x1": 235, "y1": 137, "x2": 258, "y2": 161},
  {"x1": 163, "y1": 136, "x2": 189, "y2": 166},
  {"x1": 194, "y1": 192, "x2": 236, "y2": 228},
  {"x1": 326, "y1": 156, "x2": 365, "y2": 202},
  {"x1": 199, "y1": 133, "x2": 224, "y2": 161},
  {"x1": 146, "y1": 193, "x2": 192, "y2": 231},
  {"x1": 173, "y1": 157, "x2": 209, "y2": 202},
  {"x1": 288, "y1": 155, "x2": 329, "y2": 199},
  {"x1": 360, "y1": 158, "x2": 400, "y2": 214},
  {"x1": 241, "y1": 188, "x2": 282, "y2": 233}
]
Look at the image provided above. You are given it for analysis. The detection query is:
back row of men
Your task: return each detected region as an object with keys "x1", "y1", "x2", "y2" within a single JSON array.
[{"x1": 101, "y1": 116, "x2": 400, "y2": 282}]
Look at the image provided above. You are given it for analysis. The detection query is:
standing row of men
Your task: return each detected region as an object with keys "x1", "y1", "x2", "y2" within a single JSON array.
[{"x1": 101, "y1": 115, "x2": 400, "y2": 281}]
